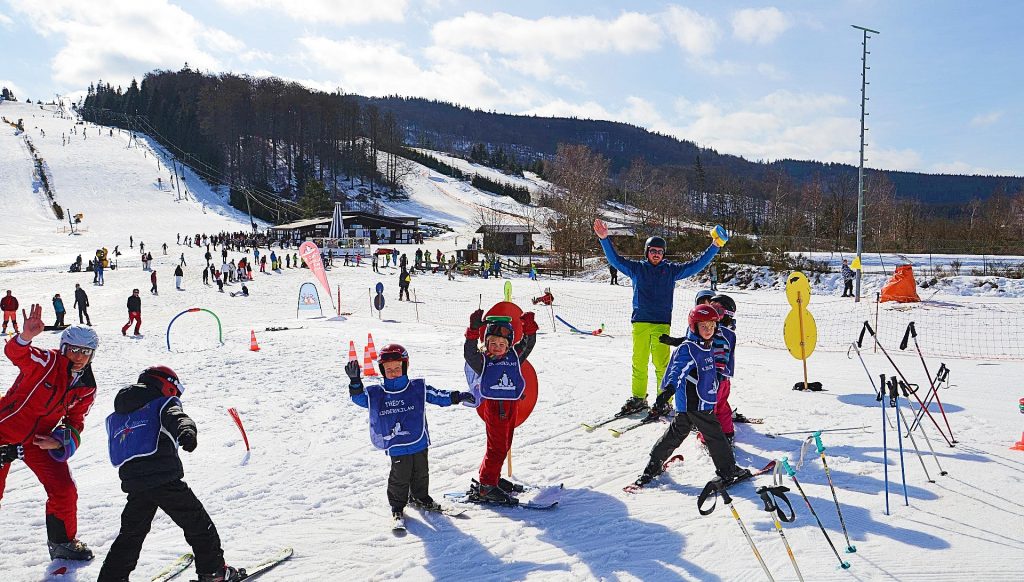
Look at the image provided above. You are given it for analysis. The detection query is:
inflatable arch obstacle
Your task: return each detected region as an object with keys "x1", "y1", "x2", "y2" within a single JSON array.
[{"x1": 166, "y1": 308, "x2": 224, "y2": 351}]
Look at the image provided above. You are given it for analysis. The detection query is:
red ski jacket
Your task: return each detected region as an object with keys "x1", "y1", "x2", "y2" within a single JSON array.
[
  {"x1": 0, "y1": 338, "x2": 97, "y2": 445},
  {"x1": 0, "y1": 295, "x2": 17, "y2": 311}
]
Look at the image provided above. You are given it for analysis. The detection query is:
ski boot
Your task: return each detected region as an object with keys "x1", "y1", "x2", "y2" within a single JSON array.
[
  {"x1": 472, "y1": 482, "x2": 517, "y2": 505},
  {"x1": 198, "y1": 564, "x2": 246, "y2": 582},
  {"x1": 408, "y1": 495, "x2": 443, "y2": 512},
  {"x1": 498, "y1": 477, "x2": 525, "y2": 494},
  {"x1": 47, "y1": 539, "x2": 94, "y2": 561},
  {"x1": 619, "y1": 396, "x2": 649, "y2": 416},
  {"x1": 632, "y1": 459, "x2": 664, "y2": 488},
  {"x1": 717, "y1": 465, "x2": 752, "y2": 486}
]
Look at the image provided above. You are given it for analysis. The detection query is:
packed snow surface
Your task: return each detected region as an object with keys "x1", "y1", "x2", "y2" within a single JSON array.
[{"x1": 1, "y1": 100, "x2": 1022, "y2": 581}]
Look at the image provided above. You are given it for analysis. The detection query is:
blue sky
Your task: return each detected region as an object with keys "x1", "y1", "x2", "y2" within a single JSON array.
[{"x1": 1, "y1": 1, "x2": 1020, "y2": 176}]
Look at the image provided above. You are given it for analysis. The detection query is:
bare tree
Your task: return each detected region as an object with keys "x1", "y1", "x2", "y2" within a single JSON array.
[{"x1": 543, "y1": 144, "x2": 609, "y2": 270}]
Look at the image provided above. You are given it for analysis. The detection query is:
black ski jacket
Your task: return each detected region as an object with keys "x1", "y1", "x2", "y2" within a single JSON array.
[{"x1": 113, "y1": 383, "x2": 195, "y2": 493}]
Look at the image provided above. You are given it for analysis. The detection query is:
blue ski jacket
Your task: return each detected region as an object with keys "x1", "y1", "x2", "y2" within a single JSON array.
[
  {"x1": 660, "y1": 331, "x2": 718, "y2": 413},
  {"x1": 599, "y1": 238, "x2": 718, "y2": 324},
  {"x1": 351, "y1": 375, "x2": 455, "y2": 456}
]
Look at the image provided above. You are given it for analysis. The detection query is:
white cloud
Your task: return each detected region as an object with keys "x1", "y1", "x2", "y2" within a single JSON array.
[
  {"x1": 8, "y1": 0, "x2": 248, "y2": 89},
  {"x1": 216, "y1": 0, "x2": 406, "y2": 25},
  {"x1": 0, "y1": 12, "x2": 13, "y2": 28},
  {"x1": 732, "y1": 7, "x2": 790, "y2": 44},
  {"x1": 432, "y1": 12, "x2": 663, "y2": 61},
  {"x1": 662, "y1": 6, "x2": 719, "y2": 56},
  {"x1": 296, "y1": 36, "x2": 537, "y2": 110},
  {"x1": 969, "y1": 110, "x2": 1003, "y2": 127}
]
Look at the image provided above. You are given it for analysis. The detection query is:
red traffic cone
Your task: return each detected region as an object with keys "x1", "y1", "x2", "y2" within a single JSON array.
[
  {"x1": 363, "y1": 344, "x2": 378, "y2": 377},
  {"x1": 249, "y1": 330, "x2": 260, "y2": 352},
  {"x1": 1012, "y1": 432, "x2": 1024, "y2": 451},
  {"x1": 347, "y1": 340, "x2": 358, "y2": 363},
  {"x1": 367, "y1": 333, "x2": 378, "y2": 361}
]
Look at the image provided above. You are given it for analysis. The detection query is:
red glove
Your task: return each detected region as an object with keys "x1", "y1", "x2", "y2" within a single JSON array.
[{"x1": 521, "y1": 311, "x2": 538, "y2": 335}]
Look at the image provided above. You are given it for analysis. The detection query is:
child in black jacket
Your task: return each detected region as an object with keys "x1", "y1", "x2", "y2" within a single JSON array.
[{"x1": 97, "y1": 367, "x2": 243, "y2": 582}]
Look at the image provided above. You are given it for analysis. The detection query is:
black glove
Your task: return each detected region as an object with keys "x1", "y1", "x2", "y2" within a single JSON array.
[
  {"x1": 345, "y1": 360, "x2": 362, "y2": 381},
  {"x1": 659, "y1": 334, "x2": 684, "y2": 346},
  {"x1": 451, "y1": 391, "x2": 476, "y2": 405},
  {"x1": 654, "y1": 385, "x2": 676, "y2": 410},
  {"x1": 469, "y1": 309, "x2": 485, "y2": 330},
  {"x1": 178, "y1": 429, "x2": 197, "y2": 452},
  {"x1": 0, "y1": 444, "x2": 24, "y2": 466}
]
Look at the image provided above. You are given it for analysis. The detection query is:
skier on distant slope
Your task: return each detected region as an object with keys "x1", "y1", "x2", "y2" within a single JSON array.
[
  {"x1": 593, "y1": 218, "x2": 727, "y2": 416},
  {"x1": 1, "y1": 290, "x2": 19, "y2": 335},
  {"x1": 0, "y1": 312, "x2": 100, "y2": 561},
  {"x1": 630, "y1": 305, "x2": 747, "y2": 489},
  {"x1": 463, "y1": 310, "x2": 538, "y2": 504},
  {"x1": 346, "y1": 344, "x2": 475, "y2": 529},
  {"x1": 97, "y1": 367, "x2": 244, "y2": 582}
]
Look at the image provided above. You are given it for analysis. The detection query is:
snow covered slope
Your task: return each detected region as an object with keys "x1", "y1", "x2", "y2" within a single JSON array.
[{"x1": 0, "y1": 100, "x2": 1022, "y2": 581}]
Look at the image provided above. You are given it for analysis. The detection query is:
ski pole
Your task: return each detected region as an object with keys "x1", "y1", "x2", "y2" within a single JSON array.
[
  {"x1": 910, "y1": 363, "x2": 950, "y2": 433},
  {"x1": 900, "y1": 380, "x2": 947, "y2": 476},
  {"x1": 858, "y1": 322, "x2": 954, "y2": 447},
  {"x1": 812, "y1": 432, "x2": 857, "y2": 553},
  {"x1": 886, "y1": 380, "x2": 909, "y2": 506},
  {"x1": 757, "y1": 484, "x2": 804, "y2": 582},
  {"x1": 881, "y1": 377, "x2": 890, "y2": 516},
  {"x1": 885, "y1": 377, "x2": 934, "y2": 484},
  {"x1": 717, "y1": 483, "x2": 776, "y2": 581},
  {"x1": 766, "y1": 426, "x2": 870, "y2": 439},
  {"x1": 848, "y1": 341, "x2": 894, "y2": 429},
  {"x1": 780, "y1": 457, "x2": 851, "y2": 569},
  {"x1": 901, "y1": 322, "x2": 956, "y2": 443}
]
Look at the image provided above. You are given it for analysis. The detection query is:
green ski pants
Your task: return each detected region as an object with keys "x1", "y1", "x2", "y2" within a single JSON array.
[{"x1": 631, "y1": 322, "x2": 671, "y2": 399}]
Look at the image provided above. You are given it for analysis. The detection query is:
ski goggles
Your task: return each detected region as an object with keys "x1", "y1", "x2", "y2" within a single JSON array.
[
  {"x1": 64, "y1": 346, "x2": 94, "y2": 356},
  {"x1": 486, "y1": 324, "x2": 514, "y2": 340},
  {"x1": 379, "y1": 350, "x2": 408, "y2": 364},
  {"x1": 647, "y1": 248, "x2": 665, "y2": 256}
]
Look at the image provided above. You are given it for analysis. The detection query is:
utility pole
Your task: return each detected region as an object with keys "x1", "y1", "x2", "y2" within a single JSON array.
[{"x1": 853, "y1": 24, "x2": 879, "y2": 302}]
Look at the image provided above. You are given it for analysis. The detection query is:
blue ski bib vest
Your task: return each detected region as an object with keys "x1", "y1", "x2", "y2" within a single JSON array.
[
  {"x1": 106, "y1": 396, "x2": 179, "y2": 468},
  {"x1": 479, "y1": 351, "x2": 526, "y2": 401},
  {"x1": 366, "y1": 378, "x2": 428, "y2": 452}
]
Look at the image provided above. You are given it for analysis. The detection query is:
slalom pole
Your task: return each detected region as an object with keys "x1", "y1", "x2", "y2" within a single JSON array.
[
  {"x1": 886, "y1": 379, "x2": 909, "y2": 506},
  {"x1": 901, "y1": 322, "x2": 956, "y2": 443},
  {"x1": 717, "y1": 484, "x2": 775, "y2": 581},
  {"x1": 858, "y1": 322, "x2": 954, "y2": 447},
  {"x1": 757, "y1": 483, "x2": 804, "y2": 582},
  {"x1": 812, "y1": 432, "x2": 857, "y2": 552},
  {"x1": 900, "y1": 380, "x2": 948, "y2": 476},
  {"x1": 780, "y1": 457, "x2": 850, "y2": 569},
  {"x1": 881, "y1": 376, "x2": 890, "y2": 515}
]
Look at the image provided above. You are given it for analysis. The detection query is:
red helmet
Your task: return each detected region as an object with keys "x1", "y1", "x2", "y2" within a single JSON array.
[
  {"x1": 688, "y1": 304, "x2": 721, "y2": 335},
  {"x1": 139, "y1": 365, "x2": 184, "y2": 397},
  {"x1": 378, "y1": 344, "x2": 409, "y2": 376}
]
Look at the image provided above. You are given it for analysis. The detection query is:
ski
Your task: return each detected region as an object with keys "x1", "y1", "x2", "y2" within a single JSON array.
[
  {"x1": 732, "y1": 411, "x2": 764, "y2": 425},
  {"x1": 407, "y1": 498, "x2": 467, "y2": 517},
  {"x1": 581, "y1": 411, "x2": 640, "y2": 432},
  {"x1": 444, "y1": 484, "x2": 562, "y2": 510},
  {"x1": 623, "y1": 454, "x2": 685, "y2": 493},
  {"x1": 150, "y1": 553, "x2": 194, "y2": 582},
  {"x1": 238, "y1": 547, "x2": 294, "y2": 580},
  {"x1": 609, "y1": 413, "x2": 671, "y2": 437}
]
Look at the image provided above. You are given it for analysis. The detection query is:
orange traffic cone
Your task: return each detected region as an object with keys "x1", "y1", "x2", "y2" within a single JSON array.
[
  {"x1": 347, "y1": 340, "x2": 358, "y2": 363},
  {"x1": 367, "y1": 333, "x2": 378, "y2": 361},
  {"x1": 363, "y1": 344, "x2": 378, "y2": 376},
  {"x1": 1012, "y1": 432, "x2": 1024, "y2": 451},
  {"x1": 249, "y1": 330, "x2": 260, "y2": 352}
]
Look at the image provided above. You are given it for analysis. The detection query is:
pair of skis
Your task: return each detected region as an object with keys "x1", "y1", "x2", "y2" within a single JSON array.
[
  {"x1": 581, "y1": 409, "x2": 670, "y2": 437},
  {"x1": 444, "y1": 481, "x2": 563, "y2": 510},
  {"x1": 150, "y1": 547, "x2": 293, "y2": 581}
]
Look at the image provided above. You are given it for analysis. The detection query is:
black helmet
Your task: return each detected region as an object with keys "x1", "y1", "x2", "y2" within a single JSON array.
[
  {"x1": 644, "y1": 236, "x2": 667, "y2": 256},
  {"x1": 710, "y1": 294, "x2": 736, "y2": 315}
]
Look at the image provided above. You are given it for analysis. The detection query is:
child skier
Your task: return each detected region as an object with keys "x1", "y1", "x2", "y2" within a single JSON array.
[
  {"x1": 531, "y1": 288, "x2": 554, "y2": 306},
  {"x1": 97, "y1": 366, "x2": 243, "y2": 582},
  {"x1": 632, "y1": 304, "x2": 747, "y2": 488},
  {"x1": 463, "y1": 310, "x2": 538, "y2": 504},
  {"x1": 346, "y1": 344, "x2": 476, "y2": 529}
]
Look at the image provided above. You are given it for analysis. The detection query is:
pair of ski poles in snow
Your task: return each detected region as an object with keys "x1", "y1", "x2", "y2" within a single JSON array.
[
  {"x1": 712, "y1": 480, "x2": 799, "y2": 582},
  {"x1": 849, "y1": 334, "x2": 949, "y2": 515},
  {"x1": 858, "y1": 321, "x2": 956, "y2": 447}
]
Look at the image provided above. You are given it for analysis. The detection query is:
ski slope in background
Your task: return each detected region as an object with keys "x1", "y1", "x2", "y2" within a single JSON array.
[{"x1": 1, "y1": 100, "x2": 1023, "y2": 581}]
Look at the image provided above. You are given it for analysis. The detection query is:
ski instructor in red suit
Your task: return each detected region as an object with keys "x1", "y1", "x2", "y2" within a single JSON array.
[{"x1": 0, "y1": 304, "x2": 100, "y2": 561}]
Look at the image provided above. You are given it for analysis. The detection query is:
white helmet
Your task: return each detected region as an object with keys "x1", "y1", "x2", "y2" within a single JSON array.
[{"x1": 60, "y1": 326, "x2": 100, "y2": 355}]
